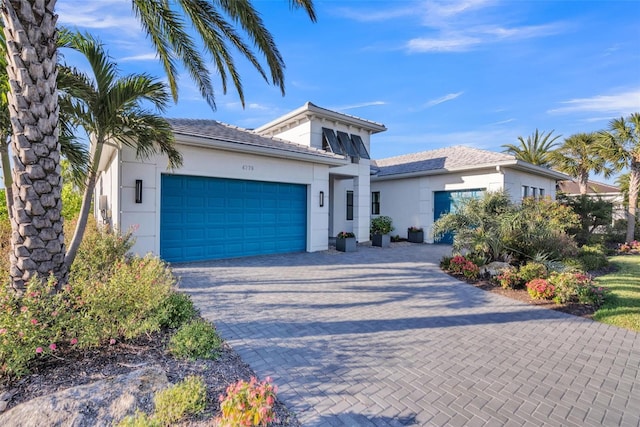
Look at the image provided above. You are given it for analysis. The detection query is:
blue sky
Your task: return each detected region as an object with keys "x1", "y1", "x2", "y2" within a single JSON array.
[{"x1": 57, "y1": 0, "x2": 639, "y2": 181}]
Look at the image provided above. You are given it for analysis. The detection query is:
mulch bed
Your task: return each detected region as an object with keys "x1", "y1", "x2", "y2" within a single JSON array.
[{"x1": 0, "y1": 329, "x2": 300, "y2": 426}]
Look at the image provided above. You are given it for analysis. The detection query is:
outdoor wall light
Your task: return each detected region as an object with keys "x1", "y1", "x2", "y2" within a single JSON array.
[
  {"x1": 319, "y1": 191, "x2": 324, "y2": 207},
  {"x1": 135, "y1": 179, "x2": 143, "y2": 203}
]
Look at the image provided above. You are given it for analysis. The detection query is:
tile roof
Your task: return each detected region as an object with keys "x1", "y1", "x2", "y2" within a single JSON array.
[
  {"x1": 372, "y1": 145, "x2": 516, "y2": 176},
  {"x1": 558, "y1": 180, "x2": 620, "y2": 194},
  {"x1": 167, "y1": 118, "x2": 343, "y2": 160}
]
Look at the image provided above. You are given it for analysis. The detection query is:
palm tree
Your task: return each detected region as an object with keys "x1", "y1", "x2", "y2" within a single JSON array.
[
  {"x1": 58, "y1": 30, "x2": 183, "y2": 273},
  {"x1": 599, "y1": 113, "x2": 640, "y2": 243},
  {"x1": 1, "y1": 0, "x2": 316, "y2": 291},
  {"x1": 502, "y1": 129, "x2": 560, "y2": 167},
  {"x1": 550, "y1": 132, "x2": 611, "y2": 194}
]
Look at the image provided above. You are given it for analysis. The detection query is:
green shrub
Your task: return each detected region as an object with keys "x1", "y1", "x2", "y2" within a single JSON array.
[
  {"x1": 70, "y1": 218, "x2": 135, "y2": 283},
  {"x1": 0, "y1": 276, "x2": 74, "y2": 377},
  {"x1": 70, "y1": 255, "x2": 175, "y2": 347},
  {"x1": 518, "y1": 262, "x2": 548, "y2": 283},
  {"x1": 440, "y1": 256, "x2": 452, "y2": 271},
  {"x1": 217, "y1": 377, "x2": 278, "y2": 427},
  {"x1": 154, "y1": 292, "x2": 198, "y2": 329},
  {"x1": 169, "y1": 319, "x2": 223, "y2": 360},
  {"x1": 155, "y1": 376, "x2": 207, "y2": 424},
  {"x1": 117, "y1": 376, "x2": 206, "y2": 427},
  {"x1": 575, "y1": 244, "x2": 609, "y2": 271},
  {"x1": 549, "y1": 271, "x2": 607, "y2": 307},
  {"x1": 370, "y1": 216, "x2": 394, "y2": 235}
]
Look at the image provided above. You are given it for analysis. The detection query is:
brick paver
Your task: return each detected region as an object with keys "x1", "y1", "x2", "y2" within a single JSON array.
[{"x1": 174, "y1": 244, "x2": 640, "y2": 426}]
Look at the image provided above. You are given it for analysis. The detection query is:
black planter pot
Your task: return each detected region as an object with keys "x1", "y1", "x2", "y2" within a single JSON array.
[
  {"x1": 336, "y1": 237, "x2": 357, "y2": 252},
  {"x1": 408, "y1": 230, "x2": 424, "y2": 243},
  {"x1": 372, "y1": 233, "x2": 390, "y2": 248}
]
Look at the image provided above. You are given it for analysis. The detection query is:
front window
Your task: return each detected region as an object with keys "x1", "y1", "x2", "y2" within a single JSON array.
[
  {"x1": 522, "y1": 185, "x2": 529, "y2": 198},
  {"x1": 346, "y1": 191, "x2": 354, "y2": 220},
  {"x1": 371, "y1": 191, "x2": 380, "y2": 215}
]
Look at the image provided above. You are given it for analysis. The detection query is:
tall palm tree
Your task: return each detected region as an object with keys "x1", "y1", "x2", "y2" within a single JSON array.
[
  {"x1": 502, "y1": 129, "x2": 560, "y2": 167},
  {"x1": 58, "y1": 30, "x2": 183, "y2": 272},
  {"x1": 1, "y1": 0, "x2": 316, "y2": 292},
  {"x1": 599, "y1": 113, "x2": 640, "y2": 243},
  {"x1": 550, "y1": 132, "x2": 611, "y2": 194}
]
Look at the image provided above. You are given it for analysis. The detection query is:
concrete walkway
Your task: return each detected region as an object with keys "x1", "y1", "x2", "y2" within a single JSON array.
[{"x1": 174, "y1": 244, "x2": 640, "y2": 427}]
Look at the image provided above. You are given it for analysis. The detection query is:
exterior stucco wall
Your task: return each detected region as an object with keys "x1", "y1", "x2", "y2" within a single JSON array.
[
  {"x1": 371, "y1": 169, "x2": 505, "y2": 243},
  {"x1": 502, "y1": 169, "x2": 558, "y2": 201},
  {"x1": 99, "y1": 142, "x2": 332, "y2": 258}
]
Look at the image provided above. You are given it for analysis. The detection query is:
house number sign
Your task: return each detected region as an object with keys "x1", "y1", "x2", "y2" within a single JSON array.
[{"x1": 242, "y1": 165, "x2": 254, "y2": 171}]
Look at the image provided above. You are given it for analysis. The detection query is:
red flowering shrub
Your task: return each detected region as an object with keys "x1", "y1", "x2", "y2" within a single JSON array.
[
  {"x1": 448, "y1": 255, "x2": 480, "y2": 280},
  {"x1": 526, "y1": 278, "x2": 555, "y2": 300},
  {"x1": 217, "y1": 377, "x2": 278, "y2": 426}
]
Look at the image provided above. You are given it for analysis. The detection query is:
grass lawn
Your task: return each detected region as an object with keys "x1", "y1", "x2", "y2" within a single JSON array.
[{"x1": 593, "y1": 255, "x2": 640, "y2": 331}]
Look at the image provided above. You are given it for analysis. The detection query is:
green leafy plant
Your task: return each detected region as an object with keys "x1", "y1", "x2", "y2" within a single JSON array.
[
  {"x1": 0, "y1": 275, "x2": 74, "y2": 377},
  {"x1": 526, "y1": 278, "x2": 555, "y2": 300},
  {"x1": 117, "y1": 376, "x2": 206, "y2": 427},
  {"x1": 370, "y1": 216, "x2": 394, "y2": 235},
  {"x1": 70, "y1": 255, "x2": 175, "y2": 346},
  {"x1": 154, "y1": 292, "x2": 198, "y2": 329},
  {"x1": 169, "y1": 319, "x2": 223, "y2": 360},
  {"x1": 518, "y1": 262, "x2": 548, "y2": 283},
  {"x1": 217, "y1": 377, "x2": 278, "y2": 427},
  {"x1": 154, "y1": 376, "x2": 207, "y2": 424}
]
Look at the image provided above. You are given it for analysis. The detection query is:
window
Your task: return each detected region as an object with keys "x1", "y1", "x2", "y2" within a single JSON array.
[
  {"x1": 346, "y1": 191, "x2": 354, "y2": 220},
  {"x1": 372, "y1": 191, "x2": 380, "y2": 215},
  {"x1": 521, "y1": 185, "x2": 529, "y2": 198},
  {"x1": 337, "y1": 131, "x2": 358, "y2": 157},
  {"x1": 539, "y1": 188, "x2": 545, "y2": 198},
  {"x1": 322, "y1": 128, "x2": 344, "y2": 155},
  {"x1": 532, "y1": 187, "x2": 538, "y2": 198},
  {"x1": 351, "y1": 134, "x2": 370, "y2": 159}
]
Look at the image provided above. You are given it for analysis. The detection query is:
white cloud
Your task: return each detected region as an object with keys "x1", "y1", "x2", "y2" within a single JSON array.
[
  {"x1": 335, "y1": 5, "x2": 418, "y2": 23},
  {"x1": 120, "y1": 53, "x2": 158, "y2": 62},
  {"x1": 491, "y1": 118, "x2": 516, "y2": 125},
  {"x1": 425, "y1": 92, "x2": 464, "y2": 107},
  {"x1": 332, "y1": 101, "x2": 387, "y2": 111},
  {"x1": 407, "y1": 35, "x2": 480, "y2": 52},
  {"x1": 57, "y1": 1, "x2": 139, "y2": 32},
  {"x1": 548, "y1": 89, "x2": 640, "y2": 115}
]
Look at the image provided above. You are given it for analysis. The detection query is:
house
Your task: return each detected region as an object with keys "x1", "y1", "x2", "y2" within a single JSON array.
[
  {"x1": 557, "y1": 179, "x2": 626, "y2": 222},
  {"x1": 369, "y1": 146, "x2": 568, "y2": 243},
  {"x1": 95, "y1": 103, "x2": 568, "y2": 262},
  {"x1": 95, "y1": 102, "x2": 385, "y2": 263}
]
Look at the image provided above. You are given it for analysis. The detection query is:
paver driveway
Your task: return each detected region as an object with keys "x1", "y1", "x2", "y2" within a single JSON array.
[{"x1": 174, "y1": 244, "x2": 640, "y2": 427}]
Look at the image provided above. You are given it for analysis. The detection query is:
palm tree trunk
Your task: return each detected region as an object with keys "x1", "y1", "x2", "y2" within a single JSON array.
[
  {"x1": 578, "y1": 171, "x2": 589, "y2": 195},
  {"x1": 64, "y1": 139, "x2": 103, "y2": 270},
  {"x1": 0, "y1": 139, "x2": 13, "y2": 217},
  {"x1": 2, "y1": 0, "x2": 66, "y2": 292},
  {"x1": 626, "y1": 160, "x2": 640, "y2": 243}
]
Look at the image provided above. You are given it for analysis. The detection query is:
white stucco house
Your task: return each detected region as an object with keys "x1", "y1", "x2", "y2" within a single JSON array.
[
  {"x1": 95, "y1": 102, "x2": 568, "y2": 262},
  {"x1": 369, "y1": 146, "x2": 568, "y2": 243}
]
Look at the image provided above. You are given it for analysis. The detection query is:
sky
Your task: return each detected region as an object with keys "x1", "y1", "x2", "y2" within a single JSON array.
[{"x1": 56, "y1": 0, "x2": 640, "y2": 183}]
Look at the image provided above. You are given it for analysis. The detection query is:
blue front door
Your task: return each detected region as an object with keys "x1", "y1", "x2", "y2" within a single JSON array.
[
  {"x1": 433, "y1": 189, "x2": 483, "y2": 244},
  {"x1": 160, "y1": 175, "x2": 307, "y2": 262}
]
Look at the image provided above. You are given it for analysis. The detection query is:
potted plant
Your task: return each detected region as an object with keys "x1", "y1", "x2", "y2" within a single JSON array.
[
  {"x1": 370, "y1": 216, "x2": 394, "y2": 248},
  {"x1": 407, "y1": 226, "x2": 424, "y2": 243},
  {"x1": 336, "y1": 231, "x2": 357, "y2": 252}
]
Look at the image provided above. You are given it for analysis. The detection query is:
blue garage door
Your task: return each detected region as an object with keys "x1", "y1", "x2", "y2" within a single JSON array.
[
  {"x1": 433, "y1": 189, "x2": 483, "y2": 244},
  {"x1": 161, "y1": 175, "x2": 307, "y2": 262}
]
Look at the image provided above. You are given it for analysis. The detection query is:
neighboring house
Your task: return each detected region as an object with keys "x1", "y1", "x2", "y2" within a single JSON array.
[
  {"x1": 557, "y1": 180, "x2": 626, "y2": 222},
  {"x1": 370, "y1": 146, "x2": 568, "y2": 243},
  {"x1": 95, "y1": 102, "x2": 385, "y2": 263},
  {"x1": 95, "y1": 103, "x2": 569, "y2": 262}
]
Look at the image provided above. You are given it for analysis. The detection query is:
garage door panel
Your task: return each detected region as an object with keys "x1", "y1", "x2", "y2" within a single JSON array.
[{"x1": 161, "y1": 175, "x2": 307, "y2": 262}]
